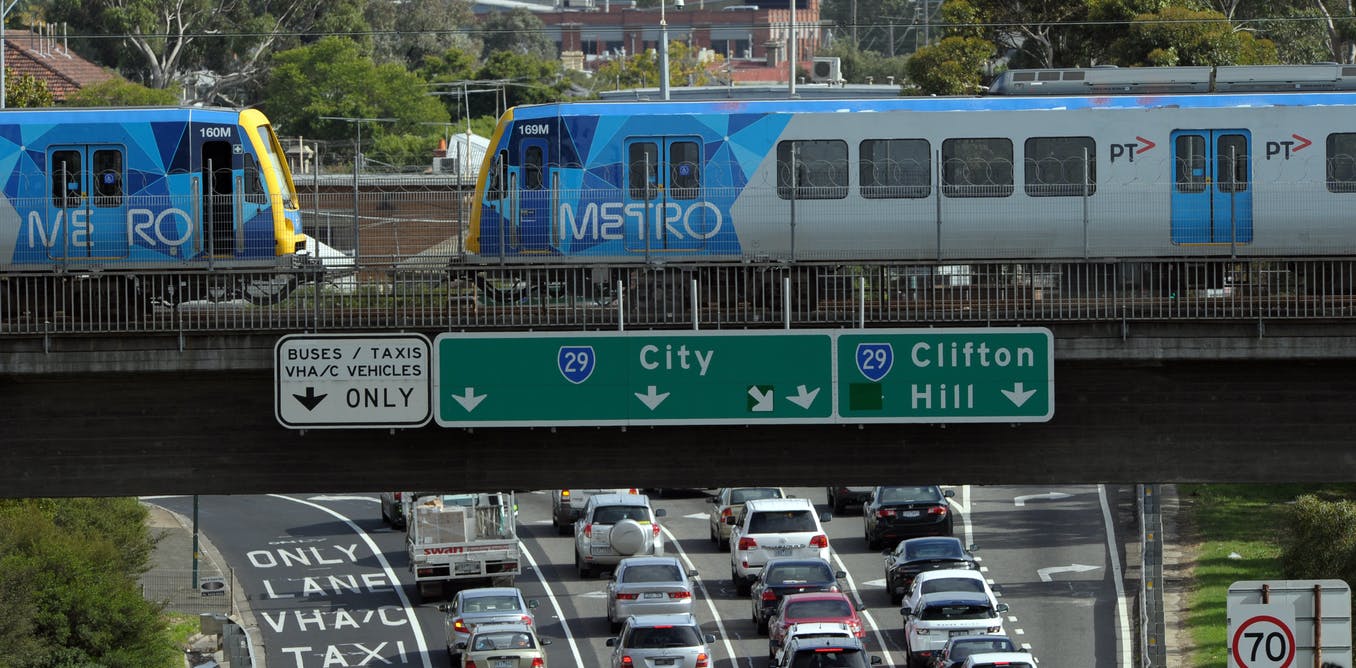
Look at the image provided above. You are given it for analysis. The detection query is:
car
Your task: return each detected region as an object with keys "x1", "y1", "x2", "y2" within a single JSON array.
[
  {"x1": 551, "y1": 489, "x2": 637, "y2": 534},
  {"x1": 574, "y1": 493, "x2": 667, "y2": 579},
  {"x1": 958, "y1": 652, "x2": 1036, "y2": 668},
  {"x1": 708, "y1": 487, "x2": 786, "y2": 549},
  {"x1": 774, "y1": 622, "x2": 855, "y2": 666},
  {"x1": 902, "y1": 570, "x2": 1001, "y2": 617},
  {"x1": 438, "y1": 587, "x2": 539, "y2": 660},
  {"x1": 826, "y1": 487, "x2": 874, "y2": 514},
  {"x1": 884, "y1": 536, "x2": 980, "y2": 604},
  {"x1": 777, "y1": 634, "x2": 883, "y2": 668},
  {"x1": 766, "y1": 591, "x2": 865, "y2": 661},
  {"x1": 928, "y1": 636, "x2": 1021, "y2": 668},
  {"x1": 729, "y1": 497, "x2": 832, "y2": 595},
  {"x1": 605, "y1": 556, "x2": 699, "y2": 632},
  {"x1": 605, "y1": 612, "x2": 716, "y2": 668},
  {"x1": 379, "y1": 490, "x2": 437, "y2": 529},
  {"x1": 455, "y1": 621, "x2": 551, "y2": 668},
  {"x1": 862, "y1": 485, "x2": 956, "y2": 549},
  {"x1": 751, "y1": 557, "x2": 845, "y2": 634},
  {"x1": 900, "y1": 592, "x2": 1008, "y2": 668}
]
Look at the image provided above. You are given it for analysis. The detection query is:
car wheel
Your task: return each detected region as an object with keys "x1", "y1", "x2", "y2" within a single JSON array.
[
  {"x1": 865, "y1": 524, "x2": 880, "y2": 551},
  {"x1": 609, "y1": 615, "x2": 621, "y2": 634},
  {"x1": 829, "y1": 490, "x2": 844, "y2": 514},
  {"x1": 755, "y1": 609, "x2": 769, "y2": 635},
  {"x1": 380, "y1": 503, "x2": 390, "y2": 525},
  {"x1": 709, "y1": 522, "x2": 718, "y2": 544},
  {"x1": 736, "y1": 576, "x2": 751, "y2": 596},
  {"x1": 575, "y1": 550, "x2": 592, "y2": 579}
]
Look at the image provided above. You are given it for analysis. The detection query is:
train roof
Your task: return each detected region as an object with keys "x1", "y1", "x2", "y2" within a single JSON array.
[
  {"x1": 0, "y1": 106, "x2": 249, "y2": 123},
  {"x1": 509, "y1": 90, "x2": 1356, "y2": 119}
]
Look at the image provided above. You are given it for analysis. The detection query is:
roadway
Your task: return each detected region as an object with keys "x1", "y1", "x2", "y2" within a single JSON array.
[{"x1": 147, "y1": 485, "x2": 1134, "y2": 667}]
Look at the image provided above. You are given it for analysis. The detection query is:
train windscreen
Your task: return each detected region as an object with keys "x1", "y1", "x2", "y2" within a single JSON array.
[{"x1": 258, "y1": 123, "x2": 298, "y2": 209}]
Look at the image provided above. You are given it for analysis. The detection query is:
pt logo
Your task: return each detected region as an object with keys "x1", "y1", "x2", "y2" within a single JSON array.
[
  {"x1": 558, "y1": 346, "x2": 596, "y2": 384},
  {"x1": 855, "y1": 343, "x2": 894, "y2": 382}
]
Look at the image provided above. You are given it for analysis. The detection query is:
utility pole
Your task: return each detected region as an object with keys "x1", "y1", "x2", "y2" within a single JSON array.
[
  {"x1": 788, "y1": 0, "x2": 797, "y2": 96},
  {"x1": 660, "y1": 0, "x2": 671, "y2": 100}
]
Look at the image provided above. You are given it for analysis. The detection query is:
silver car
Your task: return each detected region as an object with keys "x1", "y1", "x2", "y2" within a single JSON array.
[
  {"x1": 606, "y1": 613, "x2": 716, "y2": 668},
  {"x1": 605, "y1": 556, "x2": 699, "y2": 632},
  {"x1": 575, "y1": 493, "x2": 667, "y2": 578},
  {"x1": 439, "y1": 587, "x2": 539, "y2": 660}
]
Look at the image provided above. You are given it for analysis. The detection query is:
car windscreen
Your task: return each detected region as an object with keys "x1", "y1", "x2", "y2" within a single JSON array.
[
  {"x1": 731, "y1": 488, "x2": 782, "y2": 504},
  {"x1": 919, "y1": 603, "x2": 994, "y2": 621},
  {"x1": 622, "y1": 564, "x2": 682, "y2": 583},
  {"x1": 920, "y1": 577, "x2": 985, "y2": 595},
  {"x1": 471, "y1": 631, "x2": 535, "y2": 651},
  {"x1": 973, "y1": 663, "x2": 1034, "y2": 668},
  {"x1": 625, "y1": 625, "x2": 702, "y2": 648},
  {"x1": 767, "y1": 562, "x2": 835, "y2": 585},
  {"x1": 788, "y1": 647, "x2": 870, "y2": 668},
  {"x1": 785, "y1": 599, "x2": 852, "y2": 619},
  {"x1": 902, "y1": 540, "x2": 965, "y2": 560},
  {"x1": 592, "y1": 505, "x2": 650, "y2": 524},
  {"x1": 878, "y1": 486, "x2": 943, "y2": 504},
  {"x1": 462, "y1": 595, "x2": 522, "y2": 613},
  {"x1": 748, "y1": 510, "x2": 817, "y2": 533},
  {"x1": 948, "y1": 637, "x2": 1017, "y2": 661}
]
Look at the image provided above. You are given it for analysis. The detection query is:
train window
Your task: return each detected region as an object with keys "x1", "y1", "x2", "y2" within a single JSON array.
[
  {"x1": 488, "y1": 150, "x2": 506, "y2": 198},
  {"x1": 942, "y1": 138, "x2": 1013, "y2": 197},
  {"x1": 1216, "y1": 134, "x2": 1248, "y2": 193},
  {"x1": 524, "y1": 146, "x2": 544, "y2": 190},
  {"x1": 92, "y1": 149, "x2": 123, "y2": 207},
  {"x1": 1175, "y1": 135, "x2": 1207, "y2": 194},
  {"x1": 630, "y1": 142, "x2": 660, "y2": 199},
  {"x1": 669, "y1": 141, "x2": 700, "y2": 200},
  {"x1": 777, "y1": 140, "x2": 848, "y2": 200},
  {"x1": 1024, "y1": 136, "x2": 1095, "y2": 197},
  {"x1": 243, "y1": 153, "x2": 267, "y2": 204},
  {"x1": 51, "y1": 150, "x2": 83, "y2": 207},
  {"x1": 860, "y1": 139, "x2": 930, "y2": 199},
  {"x1": 1326, "y1": 133, "x2": 1356, "y2": 193}
]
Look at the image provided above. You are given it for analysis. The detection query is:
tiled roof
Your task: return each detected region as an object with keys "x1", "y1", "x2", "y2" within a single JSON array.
[{"x1": 3, "y1": 29, "x2": 114, "y2": 101}]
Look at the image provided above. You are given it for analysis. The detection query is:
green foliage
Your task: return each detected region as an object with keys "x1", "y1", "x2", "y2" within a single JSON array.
[
  {"x1": 478, "y1": 9, "x2": 557, "y2": 62},
  {"x1": 264, "y1": 36, "x2": 450, "y2": 141},
  {"x1": 370, "y1": 131, "x2": 445, "y2": 169},
  {"x1": 64, "y1": 79, "x2": 180, "y2": 107},
  {"x1": 817, "y1": 42, "x2": 908, "y2": 85},
  {"x1": 0, "y1": 498, "x2": 177, "y2": 668},
  {"x1": 3, "y1": 68, "x2": 54, "y2": 108},
  {"x1": 1109, "y1": 6, "x2": 1279, "y2": 66},
  {"x1": 904, "y1": 37, "x2": 993, "y2": 95},
  {"x1": 473, "y1": 51, "x2": 573, "y2": 115},
  {"x1": 1280, "y1": 494, "x2": 1356, "y2": 582},
  {"x1": 367, "y1": 0, "x2": 478, "y2": 66},
  {"x1": 821, "y1": 0, "x2": 928, "y2": 55},
  {"x1": 591, "y1": 42, "x2": 722, "y2": 95}
]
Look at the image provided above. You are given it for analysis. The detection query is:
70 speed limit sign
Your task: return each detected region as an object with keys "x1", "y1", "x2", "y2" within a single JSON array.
[{"x1": 1231, "y1": 613, "x2": 1297, "y2": 668}]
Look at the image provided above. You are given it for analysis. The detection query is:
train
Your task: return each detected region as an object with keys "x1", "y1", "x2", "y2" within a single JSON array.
[
  {"x1": 464, "y1": 64, "x2": 1356, "y2": 298},
  {"x1": 0, "y1": 106, "x2": 311, "y2": 316}
]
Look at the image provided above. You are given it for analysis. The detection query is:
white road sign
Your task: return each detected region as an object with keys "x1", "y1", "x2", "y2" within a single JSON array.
[
  {"x1": 1228, "y1": 579, "x2": 1352, "y2": 668},
  {"x1": 274, "y1": 333, "x2": 431, "y2": 429}
]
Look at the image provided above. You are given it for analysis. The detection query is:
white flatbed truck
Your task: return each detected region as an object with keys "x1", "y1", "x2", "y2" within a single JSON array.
[{"x1": 403, "y1": 492, "x2": 520, "y2": 600}]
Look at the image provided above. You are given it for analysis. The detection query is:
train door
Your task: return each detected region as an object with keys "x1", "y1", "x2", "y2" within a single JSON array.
[
  {"x1": 623, "y1": 136, "x2": 709, "y2": 255},
  {"x1": 1170, "y1": 130, "x2": 1253, "y2": 244},
  {"x1": 515, "y1": 138, "x2": 553, "y2": 253},
  {"x1": 46, "y1": 145, "x2": 128, "y2": 262},
  {"x1": 201, "y1": 140, "x2": 236, "y2": 257}
]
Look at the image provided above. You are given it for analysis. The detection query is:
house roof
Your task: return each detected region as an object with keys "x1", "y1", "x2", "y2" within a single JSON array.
[{"x1": 3, "y1": 29, "x2": 114, "y2": 101}]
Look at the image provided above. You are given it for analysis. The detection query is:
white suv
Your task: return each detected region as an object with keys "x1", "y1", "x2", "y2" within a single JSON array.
[
  {"x1": 729, "y1": 497, "x2": 832, "y2": 595},
  {"x1": 574, "y1": 493, "x2": 667, "y2": 579}
]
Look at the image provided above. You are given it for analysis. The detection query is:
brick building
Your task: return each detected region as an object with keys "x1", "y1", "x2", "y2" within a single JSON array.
[{"x1": 3, "y1": 28, "x2": 114, "y2": 102}]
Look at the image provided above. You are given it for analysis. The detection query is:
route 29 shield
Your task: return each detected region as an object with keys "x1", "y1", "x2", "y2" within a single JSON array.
[
  {"x1": 855, "y1": 343, "x2": 894, "y2": 382},
  {"x1": 558, "y1": 346, "x2": 596, "y2": 384}
]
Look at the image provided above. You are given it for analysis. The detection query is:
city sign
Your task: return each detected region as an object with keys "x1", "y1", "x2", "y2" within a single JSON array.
[
  {"x1": 275, "y1": 333, "x2": 431, "y2": 429},
  {"x1": 837, "y1": 327, "x2": 1053, "y2": 422},
  {"x1": 434, "y1": 331, "x2": 835, "y2": 427}
]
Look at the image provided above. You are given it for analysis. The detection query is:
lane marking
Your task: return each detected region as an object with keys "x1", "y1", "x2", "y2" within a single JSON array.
[
  {"x1": 307, "y1": 494, "x2": 380, "y2": 503},
  {"x1": 517, "y1": 539, "x2": 587, "y2": 666},
  {"x1": 267, "y1": 494, "x2": 433, "y2": 668},
  {"x1": 660, "y1": 525, "x2": 738, "y2": 663},
  {"x1": 831, "y1": 549, "x2": 897, "y2": 667},
  {"x1": 1098, "y1": 484, "x2": 1133, "y2": 667}
]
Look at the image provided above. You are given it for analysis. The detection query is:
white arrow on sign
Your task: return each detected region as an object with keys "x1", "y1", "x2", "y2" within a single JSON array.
[
  {"x1": 1038, "y1": 563, "x2": 1102, "y2": 582},
  {"x1": 748, "y1": 386, "x2": 774, "y2": 412},
  {"x1": 452, "y1": 387, "x2": 487, "y2": 412},
  {"x1": 636, "y1": 386, "x2": 670, "y2": 411},
  {"x1": 1014, "y1": 492, "x2": 1073, "y2": 507},
  {"x1": 1001, "y1": 382, "x2": 1038, "y2": 407},
  {"x1": 786, "y1": 385, "x2": 820, "y2": 409}
]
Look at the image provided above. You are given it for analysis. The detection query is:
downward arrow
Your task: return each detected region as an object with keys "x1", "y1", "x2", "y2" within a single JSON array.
[
  {"x1": 748, "y1": 386, "x2": 774, "y2": 412},
  {"x1": 293, "y1": 387, "x2": 327, "y2": 411},
  {"x1": 786, "y1": 385, "x2": 820, "y2": 409},
  {"x1": 1037, "y1": 563, "x2": 1102, "y2": 582},
  {"x1": 1001, "y1": 382, "x2": 1038, "y2": 407},
  {"x1": 636, "y1": 386, "x2": 669, "y2": 411},
  {"x1": 452, "y1": 387, "x2": 486, "y2": 412},
  {"x1": 1014, "y1": 492, "x2": 1072, "y2": 507}
]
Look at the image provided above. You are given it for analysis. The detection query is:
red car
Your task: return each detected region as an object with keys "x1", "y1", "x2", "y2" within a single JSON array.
[{"x1": 766, "y1": 591, "x2": 865, "y2": 660}]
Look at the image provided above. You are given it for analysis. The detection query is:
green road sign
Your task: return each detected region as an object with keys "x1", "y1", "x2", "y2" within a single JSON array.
[
  {"x1": 434, "y1": 331, "x2": 835, "y2": 427},
  {"x1": 837, "y1": 327, "x2": 1053, "y2": 422}
]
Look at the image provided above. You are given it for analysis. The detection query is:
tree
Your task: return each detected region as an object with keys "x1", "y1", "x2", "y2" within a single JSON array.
[
  {"x1": 1280, "y1": 494, "x2": 1356, "y2": 583},
  {"x1": 1309, "y1": 0, "x2": 1356, "y2": 63},
  {"x1": 904, "y1": 36, "x2": 993, "y2": 94},
  {"x1": 367, "y1": 0, "x2": 479, "y2": 66},
  {"x1": 819, "y1": 0, "x2": 921, "y2": 55},
  {"x1": 817, "y1": 40, "x2": 909, "y2": 84},
  {"x1": 477, "y1": 9, "x2": 557, "y2": 62},
  {"x1": 3, "y1": 68, "x2": 54, "y2": 107},
  {"x1": 474, "y1": 51, "x2": 572, "y2": 115},
  {"x1": 590, "y1": 41, "x2": 722, "y2": 95},
  {"x1": 1109, "y1": 6, "x2": 1278, "y2": 66},
  {"x1": 65, "y1": 79, "x2": 180, "y2": 106},
  {"x1": 962, "y1": 0, "x2": 1094, "y2": 68}
]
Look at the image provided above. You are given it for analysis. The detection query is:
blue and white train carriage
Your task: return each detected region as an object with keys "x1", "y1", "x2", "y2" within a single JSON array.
[
  {"x1": 467, "y1": 65, "x2": 1356, "y2": 293},
  {"x1": 0, "y1": 106, "x2": 308, "y2": 312}
]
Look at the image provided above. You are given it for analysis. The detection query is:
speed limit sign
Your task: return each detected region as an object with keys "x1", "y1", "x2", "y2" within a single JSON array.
[{"x1": 1231, "y1": 614, "x2": 1296, "y2": 668}]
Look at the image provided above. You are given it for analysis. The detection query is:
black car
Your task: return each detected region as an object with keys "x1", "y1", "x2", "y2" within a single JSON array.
[
  {"x1": 751, "y1": 557, "x2": 845, "y2": 634},
  {"x1": 883, "y1": 537, "x2": 978, "y2": 604},
  {"x1": 826, "y1": 487, "x2": 874, "y2": 514},
  {"x1": 862, "y1": 485, "x2": 956, "y2": 549}
]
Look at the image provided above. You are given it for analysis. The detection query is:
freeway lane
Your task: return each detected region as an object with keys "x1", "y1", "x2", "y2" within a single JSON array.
[{"x1": 147, "y1": 485, "x2": 1136, "y2": 667}]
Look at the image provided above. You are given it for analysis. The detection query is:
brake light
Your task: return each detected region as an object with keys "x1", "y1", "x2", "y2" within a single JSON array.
[
  {"x1": 721, "y1": 507, "x2": 733, "y2": 518},
  {"x1": 761, "y1": 590, "x2": 777, "y2": 601},
  {"x1": 453, "y1": 618, "x2": 468, "y2": 633},
  {"x1": 627, "y1": 488, "x2": 638, "y2": 494},
  {"x1": 531, "y1": 660, "x2": 544, "y2": 668},
  {"x1": 668, "y1": 591, "x2": 691, "y2": 599},
  {"x1": 738, "y1": 536, "x2": 757, "y2": 550},
  {"x1": 653, "y1": 522, "x2": 662, "y2": 537},
  {"x1": 393, "y1": 492, "x2": 402, "y2": 501},
  {"x1": 928, "y1": 505, "x2": 949, "y2": 516},
  {"x1": 616, "y1": 593, "x2": 639, "y2": 600},
  {"x1": 696, "y1": 652, "x2": 709, "y2": 667},
  {"x1": 876, "y1": 509, "x2": 895, "y2": 518},
  {"x1": 465, "y1": 661, "x2": 477, "y2": 668},
  {"x1": 850, "y1": 619, "x2": 864, "y2": 637},
  {"x1": 521, "y1": 615, "x2": 533, "y2": 625},
  {"x1": 810, "y1": 534, "x2": 829, "y2": 548},
  {"x1": 584, "y1": 523, "x2": 593, "y2": 538},
  {"x1": 620, "y1": 657, "x2": 633, "y2": 666}
]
